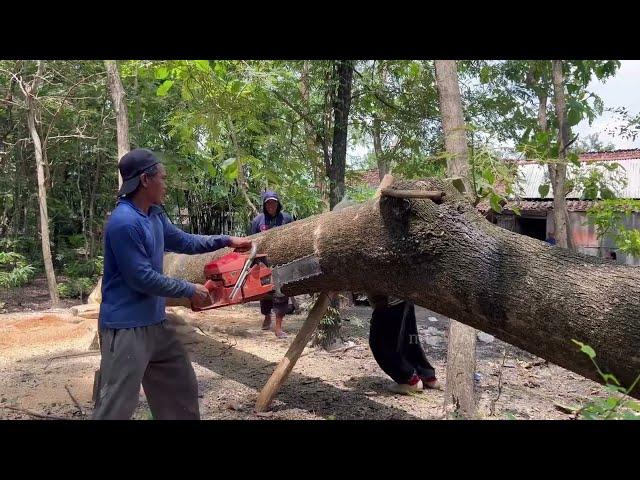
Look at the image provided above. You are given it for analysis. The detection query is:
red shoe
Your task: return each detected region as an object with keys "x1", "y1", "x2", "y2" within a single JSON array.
[
  {"x1": 388, "y1": 373, "x2": 423, "y2": 394},
  {"x1": 421, "y1": 376, "x2": 441, "y2": 390}
]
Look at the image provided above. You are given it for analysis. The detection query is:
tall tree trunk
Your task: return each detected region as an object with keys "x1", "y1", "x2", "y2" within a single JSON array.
[
  {"x1": 435, "y1": 60, "x2": 477, "y2": 418},
  {"x1": 373, "y1": 62, "x2": 389, "y2": 180},
  {"x1": 372, "y1": 116, "x2": 386, "y2": 179},
  {"x1": 88, "y1": 99, "x2": 107, "y2": 257},
  {"x1": 77, "y1": 145, "x2": 88, "y2": 259},
  {"x1": 316, "y1": 60, "x2": 354, "y2": 349},
  {"x1": 22, "y1": 61, "x2": 60, "y2": 306},
  {"x1": 161, "y1": 178, "x2": 640, "y2": 398},
  {"x1": 104, "y1": 60, "x2": 129, "y2": 187},
  {"x1": 328, "y1": 60, "x2": 354, "y2": 209},
  {"x1": 550, "y1": 60, "x2": 572, "y2": 249}
]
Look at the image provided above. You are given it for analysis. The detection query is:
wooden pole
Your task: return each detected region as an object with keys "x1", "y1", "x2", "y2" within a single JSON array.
[{"x1": 255, "y1": 292, "x2": 331, "y2": 412}]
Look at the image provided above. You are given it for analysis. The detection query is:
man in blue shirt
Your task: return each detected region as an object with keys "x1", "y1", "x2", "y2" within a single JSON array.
[
  {"x1": 92, "y1": 148, "x2": 251, "y2": 420},
  {"x1": 249, "y1": 191, "x2": 293, "y2": 338}
]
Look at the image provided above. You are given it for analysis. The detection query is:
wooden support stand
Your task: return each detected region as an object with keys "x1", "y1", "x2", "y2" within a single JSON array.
[{"x1": 255, "y1": 292, "x2": 331, "y2": 412}]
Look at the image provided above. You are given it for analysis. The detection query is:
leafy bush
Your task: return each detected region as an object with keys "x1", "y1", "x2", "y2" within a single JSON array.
[
  {"x1": 586, "y1": 199, "x2": 640, "y2": 259},
  {"x1": 570, "y1": 340, "x2": 640, "y2": 420},
  {"x1": 63, "y1": 256, "x2": 103, "y2": 279},
  {"x1": 0, "y1": 250, "x2": 35, "y2": 288},
  {"x1": 57, "y1": 277, "x2": 95, "y2": 299}
]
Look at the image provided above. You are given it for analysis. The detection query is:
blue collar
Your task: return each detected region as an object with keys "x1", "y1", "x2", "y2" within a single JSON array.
[{"x1": 117, "y1": 198, "x2": 163, "y2": 218}]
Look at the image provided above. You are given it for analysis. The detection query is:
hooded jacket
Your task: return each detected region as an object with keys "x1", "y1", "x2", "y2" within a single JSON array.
[{"x1": 249, "y1": 190, "x2": 293, "y2": 234}]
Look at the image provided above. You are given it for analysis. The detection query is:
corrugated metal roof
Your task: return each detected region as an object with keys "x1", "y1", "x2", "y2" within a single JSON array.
[
  {"x1": 517, "y1": 157, "x2": 640, "y2": 199},
  {"x1": 477, "y1": 200, "x2": 598, "y2": 213}
]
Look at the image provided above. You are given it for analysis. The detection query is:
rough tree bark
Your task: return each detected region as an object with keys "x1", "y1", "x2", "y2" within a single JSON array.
[
  {"x1": 314, "y1": 60, "x2": 354, "y2": 348},
  {"x1": 161, "y1": 178, "x2": 640, "y2": 398},
  {"x1": 104, "y1": 60, "x2": 129, "y2": 187},
  {"x1": 372, "y1": 116, "x2": 386, "y2": 180},
  {"x1": 550, "y1": 60, "x2": 572, "y2": 249},
  {"x1": 20, "y1": 60, "x2": 60, "y2": 306},
  {"x1": 328, "y1": 60, "x2": 354, "y2": 209},
  {"x1": 434, "y1": 60, "x2": 477, "y2": 417}
]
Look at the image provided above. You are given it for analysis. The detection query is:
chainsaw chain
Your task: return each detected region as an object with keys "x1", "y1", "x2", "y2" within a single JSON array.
[{"x1": 272, "y1": 254, "x2": 322, "y2": 284}]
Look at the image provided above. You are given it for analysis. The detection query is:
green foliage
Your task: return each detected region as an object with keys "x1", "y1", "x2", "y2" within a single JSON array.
[
  {"x1": 586, "y1": 199, "x2": 640, "y2": 259},
  {"x1": 313, "y1": 305, "x2": 343, "y2": 348},
  {"x1": 62, "y1": 256, "x2": 103, "y2": 279},
  {"x1": 469, "y1": 141, "x2": 519, "y2": 211},
  {"x1": 57, "y1": 277, "x2": 94, "y2": 299},
  {"x1": 571, "y1": 340, "x2": 640, "y2": 420},
  {"x1": 570, "y1": 162, "x2": 626, "y2": 200},
  {"x1": 0, "y1": 58, "x2": 625, "y2": 291},
  {"x1": 345, "y1": 185, "x2": 376, "y2": 203},
  {"x1": 0, "y1": 250, "x2": 35, "y2": 288},
  {"x1": 615, "y1": 229, "x2": 640, "y2": 258},
  {"x1": 0, "y1": 263, "x2": 35, "y2": 288}
]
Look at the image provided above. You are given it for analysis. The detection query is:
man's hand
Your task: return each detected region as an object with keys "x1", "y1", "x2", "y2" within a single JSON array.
[
  {"x1": 228, "y1": 236, "x2": 252, "y2": 252},
  {"x1": 190, "y1": 283, "x2": 211, "y2": 308}
]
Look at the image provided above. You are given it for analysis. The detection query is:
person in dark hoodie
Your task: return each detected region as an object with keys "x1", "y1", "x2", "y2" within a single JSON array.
[
  {"x1": 250, "y1": 191, "x2": 294, "y2": 338},
  {"x1": 93, "y1": 149, "x2": 251, "y2": 420}
]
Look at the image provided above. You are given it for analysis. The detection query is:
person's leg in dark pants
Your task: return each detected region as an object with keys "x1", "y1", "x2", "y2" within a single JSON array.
[
  {"x1": 402, "y1": 303, "x2": 438, "y2": 388},
  {"x1": 272, "y1": 294, "x2": 289, "y2": 338},
  {"x1": 141, "y1": 322, "x2": 200, "y2": 420},
  {"x1": 260, "y1": 296, "x2": 273, "y2": 330},
  {"x1": 369, "y1": 302, "x2": 420, "y2": 385},
  {"x1": 92, "y1": 327, "x2": 150, "y2": 420}
]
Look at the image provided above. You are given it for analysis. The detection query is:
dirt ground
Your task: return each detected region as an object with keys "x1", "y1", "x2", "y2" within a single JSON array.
[
  {"x1": 0, "y1": 277, "x2": 79, "y2": 314},
  {"x1": 0, "y1": 289, "x2": 613, "y2": 420}
]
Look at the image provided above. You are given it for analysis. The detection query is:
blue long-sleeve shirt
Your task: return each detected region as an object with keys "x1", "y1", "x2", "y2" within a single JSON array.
[{"x1": 99, "y1": 198, "x2": 230, "y2": 329}]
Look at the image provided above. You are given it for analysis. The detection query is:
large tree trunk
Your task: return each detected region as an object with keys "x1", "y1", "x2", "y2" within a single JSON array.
[
  {"x1": 435, "y1": 60, "x2": 477, "y2": 417},
  {"x1": 162, "y1": 178, "x2": 640, "y2": 398},
  {"x1": 315, "y1": 60, "x2": 354, "y2": 349},
  {"x1": 23, "y1": 61, "x2": 60, "y2": 306},
  {"x1": 328, "y1": 60, "x2": 354, "y2": 209},
  {"x1": 104, "y1": 60, "x2": 129, "y2": 187},
  {"x1": 550, "y1": 60, "x2": 572, "y2": 249}
]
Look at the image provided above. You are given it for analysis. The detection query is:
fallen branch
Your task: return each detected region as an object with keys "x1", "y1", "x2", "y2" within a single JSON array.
[
  {"x1": 44, "y1": 350, "x2": 100, "y2": 370},
  {"x1": 329, "y1": 344, "x2": 362, "y2": 355},
  {"x1": 554, "y1": 402, "x2": 580, "y2": 416},
  {"x1": 490, "y1": 349, "x2": 508, "y2": 416},
  {"x1": 380, "y1": 188, "x2": 445, "y2": 203},
  {"x1": 1, "y1": 405, "x2": 67, "y2": 420},
  {"x1": 64, "y1": 385, "x2": 85, "y2": 417}
]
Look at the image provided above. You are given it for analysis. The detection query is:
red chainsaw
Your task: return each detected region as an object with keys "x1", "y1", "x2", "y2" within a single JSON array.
[{"x1": 191, "y1": 242, "x2": 322, "y2": 311}]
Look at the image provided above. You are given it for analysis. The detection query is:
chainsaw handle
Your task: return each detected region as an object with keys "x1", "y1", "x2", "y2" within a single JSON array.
[
  {"x1": 229, "y1": 242, "x2": 258, "y2": 300},
  {"x1": 238, "y1": 242, "x2": 257, "y2": 258}
]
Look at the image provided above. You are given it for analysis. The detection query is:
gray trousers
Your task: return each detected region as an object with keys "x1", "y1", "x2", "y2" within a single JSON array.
[{"x1": 92, "y1": 320, "x2": 200, "y2": 420}]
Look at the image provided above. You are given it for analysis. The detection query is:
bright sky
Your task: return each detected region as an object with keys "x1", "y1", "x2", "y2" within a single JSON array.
[{"x1": 573, "y1": 60, "x2": 640, "y2": 149}]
